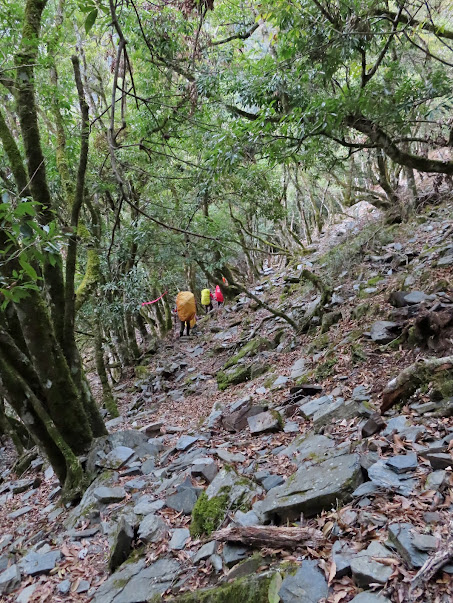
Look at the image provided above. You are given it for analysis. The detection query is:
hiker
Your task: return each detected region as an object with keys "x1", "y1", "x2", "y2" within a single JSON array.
[
  {"x1": 201, "y1": 287, "x2": 214, "y2": 313},
  {"x1": 176, "y1": 291, "x2": 196, "y2": 337},
  {"x1": 215, "y1": 284, "x2": 224, "y2": 308}
]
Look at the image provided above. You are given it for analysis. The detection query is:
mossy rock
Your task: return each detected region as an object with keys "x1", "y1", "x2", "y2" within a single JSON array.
[
  {"x1": 224, "y1": 338, "x2": 272, "y2": 370},
  {"x1": 351, "y1": 303, "x2": 371, "y2": 321},
  {"x1": 307, "y1": 333, "x2": 330, "y2": 354},
  {"x1": 134, "y1": 365, "x2": 149, "y2": 378},
  {"x1": 190, "y1": 490, "x2": 231, "y2": 538},
  {"x1": 217, "y1": 366, "x2": 251, "y2": 391},
  {"x1": 168, "y1": 571, "x2": 275, "y2": 603},
  {"x1": 367, "y1": 275, "x2": 382, "y2": 286},
  {"x1": 321, "y1": 310, "x2": 342, "y2": 334},
  {"x1": 314, "y1": 354, "x2": 338, "y2": 380},
  {"x1": 351, "y1": 344, "x2": 367, "y2": 365}
]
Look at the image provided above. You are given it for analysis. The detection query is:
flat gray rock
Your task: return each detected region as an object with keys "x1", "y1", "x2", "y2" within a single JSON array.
[
  {"x1": 232, "y1": 510, "x2": 260, "y2": 527},
  {"x1": 222, "y1": 544, "x2": 248, "y2": 568},
  {"x1": 16, "y1": 583, "x2": 37, "y2": 603},
  {"x1": 93, "y1": 558, "x2": 180, "y2": 603},
  {"x1": 331, "y1": 540, "x2": 356, "y2": 578},
  {"x1": 7, "y1": 506, "x2": 32, "y2": 519},
  {"x1": 20, "y1": 550, "x2": 61, "y2": 576},
  {"x1": 169, "y1": 528, "x2": 190, "y2": 550},
  {"x1": 261, "y1": 475, "x2": 285, "y2": 491},
  {"x1": 313, "y1": 398, "x2": 359, "y2": 431},
  {"x1": 133, "y1": 499, "x2": 165, "y2": 516},
  {"x1": 93, "y1": 486, "x2": 127, "y2": 504},
  {"x1": 368, "y1": 460, "x2": 418, "y2": 496},
  {"x1": 205, "y1": 469, "x2": 258, "y2": 511},
  {"x1": 215, "y1": 449, "x2": 246, "y2": 463},
  {"x1": 254, "y1": 454, "x2": 362, "y2": 522},
  {"x1": 388, "y1": 523, "x2": 430, "y2": 568},
  {"x1": 281, "y1": 433, "x2": 335, "y2": 462},
  {"x1": 370, "y1": 321, "x2": 400, "y2": 343},
  {"x1": 192, "y1": 541, "x2": 217, "y2": 564},
  {"x1": 191, "y1": 458, "x2": 218, "y2": 483},
  {"x1": 102, "y1": 446, "x2": 135, "y2": 470},
  {"x1": 247, "y1": 411, "x2": 281, "y2": 434},
  {"x1": 290, "y1": 357, "x2": 306, "y2": 379},
  {"x1": 403, "y1": 291, "x2": 430, "y2": 304},
  {"x1": 0, "y1": 563, "x2": 21, "y2": 595},
  {"x1": 175, "y1": 435, "x2": 198, "y2": 451},
  {"x1": 350, "y1": 541, "x2": 394, "y2": 587},
  {"x1": 299, "y1": 396, "x2": 332, "y2": 420},
  {"x1": 278, "y1": 560, "x2": 328, "y2": 603},
  {"x1": 137, "y1": 514, "x2": 167, "y2": 544},
  {"x1": 166, "y1": 487, "x2": 198, "y2": 515},
  {"x1": 424, "y1": 453, "x2": 453, "y2": 470},
  {"x1": 386, "y1": 453, "x2": 418, "y2": 474}
]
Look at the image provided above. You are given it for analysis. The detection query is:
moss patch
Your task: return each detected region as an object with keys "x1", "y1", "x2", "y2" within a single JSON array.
[
  {"x1": 216, "y1": 366, "x2": 251, "y2": 391},
  {"x1": 190, "y1": 489, "x2": 231, "y2": 538},
  {"x1": 168, "y1": 572, "x2": 274, "y2": 603},
  {"x1": 224, "y1": 338, "x2": 271, "y2": 369},
  {"x1": 307, "y1": 333, "x2": 330, "y2": 353},
  {"x1": 314, "y1": 354, "x2": 338, "y2": 379}
]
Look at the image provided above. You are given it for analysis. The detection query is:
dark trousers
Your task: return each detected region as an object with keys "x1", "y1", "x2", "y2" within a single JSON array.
[
  {"x1": 180, "y1": 321, "x2": 190, "y2": 336},
  {"x1": 203, "y1": 303, "x2": 213, "y2": 313}
]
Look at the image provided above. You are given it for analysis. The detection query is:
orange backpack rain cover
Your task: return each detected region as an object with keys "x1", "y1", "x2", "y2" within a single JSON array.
[{"x1": 176, "y1": 292, "x2": 196, "y2": 323}]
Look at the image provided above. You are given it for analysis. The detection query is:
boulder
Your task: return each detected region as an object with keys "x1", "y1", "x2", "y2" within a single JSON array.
[
  {"x1": 290, "y1": 358, "x2": 306, "y2": 380},
  {"x1": 385, "y1": 453, "x2": 418, "y2": 474},
  {"x1": 247, "y1": 411, "x2": 282, "y2": 434},
  {"x1": 278, "y1": 560, "x2": 329, "y2": 603},
  {"x1": 169, "y1": 528, "x2": 190, "y2": 551},
  {"x1": 367, "y1": 460, "x2": 418, "y2": 496},
  {"x1": 254, "y1": 454, "x2": 362, "y2": 522},
  {"x1": 222, "y1": 404, "x2": 267, "y2": 432},
  {"x1": 175, "y1": 436, "x2": 198, "y2": 451},
  {"x1": 331, "y1": 540, "x2": 356, "y2": 578},
  {"x1": 191, "y1": 458, "x2": 218, "y2": 483},
  {"x1": 222, "y1": 544, "x2": 248, "y2": 568},
  {"x1": 101, "y1": 446, "x2": 135, "y2": 470},
  {"x1": 370, "y1": 321, "x2": 401, "y2": 343}
]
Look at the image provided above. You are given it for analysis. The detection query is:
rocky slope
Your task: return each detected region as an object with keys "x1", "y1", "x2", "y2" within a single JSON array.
[{"x1": 0, "y1": 202, "x2": 452, "y2": 603}]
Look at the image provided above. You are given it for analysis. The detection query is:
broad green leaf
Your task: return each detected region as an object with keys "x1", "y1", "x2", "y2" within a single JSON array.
[
  {"x1": 85, "y1": 9, "x2": 98, "y2": 34},
  {"x1": 268, "y1": 572, "x2": 282, "y2": 603}
]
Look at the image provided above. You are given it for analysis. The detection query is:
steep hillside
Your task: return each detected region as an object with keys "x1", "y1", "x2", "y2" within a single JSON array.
[{"x1": 1, "y1": 201, "x2": 452, "y2": 603}]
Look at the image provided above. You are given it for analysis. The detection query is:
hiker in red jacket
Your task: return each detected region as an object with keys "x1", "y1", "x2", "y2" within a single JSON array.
[{"x1": 215, "y1": 285, "x2": 224, "y2": 309}]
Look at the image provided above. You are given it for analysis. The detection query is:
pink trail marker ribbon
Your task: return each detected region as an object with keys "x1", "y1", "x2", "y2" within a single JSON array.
[{"x1": 141, "y1": 291, "x2": 167, "y2": 306}]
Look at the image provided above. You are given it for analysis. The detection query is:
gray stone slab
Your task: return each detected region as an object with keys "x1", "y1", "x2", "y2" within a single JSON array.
[
  {"x1": 261, "y1": 475, "x2": 285, "y2": 491},
  {"x1": 349, "y1": 593, "x2": 391, "y2": 603},
  {"x1": 278, "y1": 560, "x2": 329, "y2": 603},
  {"x1": 331, "y1": 540, "x2": 356, "y2": 578},
  {"x1": 368, "y1": 460, "x2": 418, "y2": 496},
  {"x1": 137, "y1": 514, "x2": 167, "y2": 544},
  {"x1": 93, "y1": 486, "x2": 127, "y2": 504},
  {"x1": 247, "y1": 411, "x2": 281, "y2": 434},
  {"x1": 16, "y1": 583, "x2": 37, "y2": 603},
  {"x1": 0, "y1": 564, "x2": 21, "y2": 595},
  {"x1": 222, "y1": 544, "x2": 248, "y2": 568},
  {"x1": 192, "y1": 541, "x2": 217, "y2": 564},
  {"x1": 350, "y1": 541, "x2": 394, "y2": 587},
  {"x1": 385, "y1": 453, "x2": 418, "y2": 474},
  {"x1": 313, "y1": 398, "x2": 360, "y2": 431},
  {"x1": 215, "y1": 449, "x2": 246, "y2": 463},
  {"x1": 254, "y1": 454, "x2": 362, "y2": 522},
  {"x1": 109, "y1": 517, "x2": 134, "y2": 572},
  {"x1": 102, "y1": 446, "x2": 135, "y2": 470},
  {"x1": 175, "y1": 435, "x2": 198, "y2": 451},
  {"x1": 166, "y1": 488, "x2": 198, "y2": 515},
  {"x1": 388, "y1": 523, "x2": 430, "y2": 568},
  {"x1": 169, "y1": 528, "x2": 190, "y2": 551},
  {"x1": 20, "y1": 550, "x2": 61, "y2": 577},
  {"x1": 7, "y1": 506, "x2": 32, "y2": 520}
]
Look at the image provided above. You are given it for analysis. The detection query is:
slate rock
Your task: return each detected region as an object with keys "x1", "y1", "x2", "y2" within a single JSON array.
[
  {"x1": 271, "y1": 375, "x2": 289, "y2": 389},
  {"x1": 313, "y1": 398, "x2": 360, "y2": 431},
  {"x1": 254, "y1": 454, "x2": 362, "y2": 522},
  {"x1": 11, "y1": 479, "x2": 35, "y2": 495},
  {"x1": 370, "y1": 321, "x2": 400, "y2": 343},
  {"x1": 388, "y1": 523, "x2": 430, "y2": 568},
  {"x1": 331, "y1": 540, "x2": 356, "y2": 577},
  {"x1": 349, "y1": 594, "x2": 391, "y2": 603},
  {"x1": 352, "y1": 385, "x2": 371, "y2": 402},
  {"x1": 192, "y1": 541, "x2": 217, "y2": 564},
  {"x1": 362, "y1": 414, "x2": 386, "y2": 437},
  {"x1": 382, "y1": 416, "x2": 411, "y2": 436},
  {"x1": 222, "y1": 404, "x2": 267, "y2": 432},
  {"x1": 215, "y1": 449, "x2": 246, "y2": 463},
  {"x1": 290, "y1": 358, "x2": 306, "y2": 380},
  {"x1": 76, "y1": 580, "x2": 90, "y2": 593},
  {"x1": 278, "y1": 560, "x2": 329, "y2": 603},
  {"x1": 368, "y1": 460, "x2": 418, "y2": 496},
  {"x1": 404, "y1": 291, "x2": 430, "y2": 305},
  {"x1": 299, "y1": 395, "x2": 332, "y2": 420},
  {"x1": 424, "y1": 470, "x2": 447, "y2": 492},
  {"x1": 0, "y1": 564, "x2": 21, "y2": 595},
  {"x1": 191, "y1": 458, "x2": 218, "y2": 483},
  {"x1": 7, "y1": 506, "x2": 32, "y2": 519},
  {"x1": 205, "y1": 468, "x2": 258, "y2": 510},
  {"x1": 102, "y1": 446, "x2": 135, "y2": 470},
  {"x1": 424, "y1": 453, "x2": 453, "y2": 470},
  {"x1": 137, "y1": 514, "x2": 167, "y2": 544},
  {"x1": 232, "y1": 510, "x2": 260, "y2": 527},
  {"x1": 166, "y1": 487, "x2": 198, "y2": 515},
  {"x1": 124, "y1": 478, "x2": 147, "y2": 492},
  {"x1": 261, "y1": 475, "x2": 285, "y2": 491},
  {"x1": 93, "y1": 558, "x2": 180, "y2": 603},
  {"x1": 222, "y1": 544, "x2": 248, "y2": 568},
  {"x1": 289, "y1": 384, "x2": 323, "y2": 399},
  {"x1": 412, "y1": 533, "x2": 438, "y2": 552},
  {"x1": 169, "y1": 528, "x2": 190, "y2": 551},
  {"x1": 248, "y1": 411, "x2": 282, "y2": 434},
  {"x1": 16, "y1": 583, "x2": 37, "y2": 603},
  {"x1": 350, "y1": 541, "x2": 394, "y2": 586},
  {"x1": 281, "y1": 433, "x2": 335, "y2": 462},
  {"x1": 175, "y1": 435, "x2": 198, "y2": 451},
  {"x1": 93, "y1": 486, "x2": 127, "y2": 504},
  {"x1": 68, "y1": 527, "x2": 100, "y2": 541},
  {"x1": 109, "y1": 517, "x2": 134, "y2": 572},
  {"x1": 386, "y1": 453, "x2": 418, "y2": 474},
  {"x1": 227, "y1": 556, "x2": 262, "y2": 580},
  {"x1": 21, "y1": 550, "x2": 61, "y2": 576},
  {"x1": 64, "y1": 471, "x2": 119, "y2": 529}
]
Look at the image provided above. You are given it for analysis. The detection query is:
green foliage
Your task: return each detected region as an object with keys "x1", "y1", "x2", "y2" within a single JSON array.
[{"x1": 190, "y1": 490, "x2": 231, "y2": 538}]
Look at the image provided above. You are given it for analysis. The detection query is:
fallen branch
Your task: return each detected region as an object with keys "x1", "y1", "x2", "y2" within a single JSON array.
[
  {"x1": 212, "y1": 526, "x2": 324, "y2": 549},
  {"x1": 380, "y1": 355, "x2": 453, "y2": 413},
  {"x1": 409, "y1": 524, "x2": 453, "y2": 599}
]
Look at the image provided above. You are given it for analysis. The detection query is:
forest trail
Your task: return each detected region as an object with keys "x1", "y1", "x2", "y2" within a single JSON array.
[{"x1": 1, "y1": 201, "x2": 453, "y2": 603}]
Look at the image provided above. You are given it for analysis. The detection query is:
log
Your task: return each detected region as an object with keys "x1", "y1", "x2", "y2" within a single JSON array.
[
  {"x1": 212, "y1": 526, "x2": 324, "y2": 549},
  {"x1": 380, "y1": 355, "x2": 453, "y2": 413},
  {"x1": 409, "y1": 525, "x2": 453, "y2": 599}
]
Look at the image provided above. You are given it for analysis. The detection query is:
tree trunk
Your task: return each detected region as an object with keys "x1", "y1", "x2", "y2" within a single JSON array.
[{"x1": 94, "y1": 319, "x2": 119, "y2": 418}]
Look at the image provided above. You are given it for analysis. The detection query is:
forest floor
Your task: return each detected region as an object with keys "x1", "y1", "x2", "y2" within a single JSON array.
[{"x1": 1, "y1": 199, "x2": 453, "y2": 603}]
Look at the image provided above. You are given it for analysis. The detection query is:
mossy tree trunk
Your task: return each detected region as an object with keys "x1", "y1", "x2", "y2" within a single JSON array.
[{"x1": 0, "y1": 0, "x2": 106, "y2": 499}]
